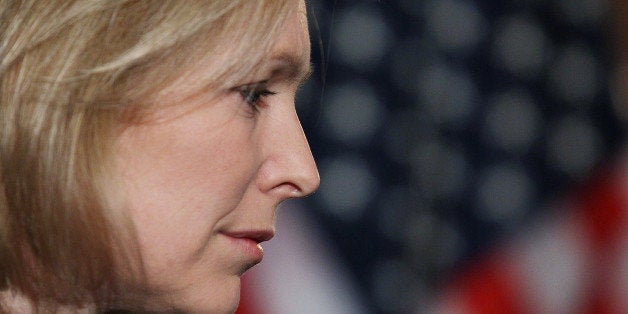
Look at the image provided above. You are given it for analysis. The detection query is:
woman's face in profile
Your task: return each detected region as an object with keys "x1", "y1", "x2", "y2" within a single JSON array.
[{"x1": 115, "y1": 1, "x2": 319, "y2": 312}]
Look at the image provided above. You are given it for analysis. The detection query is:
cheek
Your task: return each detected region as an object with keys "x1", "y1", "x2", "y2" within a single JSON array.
[{"x1": 116, "y1": 114, "x2": 259, "y2": 267}]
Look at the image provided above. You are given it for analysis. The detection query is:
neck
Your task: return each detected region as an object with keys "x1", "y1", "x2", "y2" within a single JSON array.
[{"x1": 0, "y1": 289, "x2": 96, "y2": 314}]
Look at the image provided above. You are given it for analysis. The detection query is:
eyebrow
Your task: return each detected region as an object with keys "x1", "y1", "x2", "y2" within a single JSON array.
[{"x1": 269, "y1": 53, "x2": 313, "y2": 86}]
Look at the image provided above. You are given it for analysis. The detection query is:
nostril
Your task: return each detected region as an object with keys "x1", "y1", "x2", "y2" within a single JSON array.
[
  {"x1": 275, "y1": 176, "x2": 318, "y2": 199},
  {"x1": 284, "y1": 182, "x2": 302, "y2": 197}
]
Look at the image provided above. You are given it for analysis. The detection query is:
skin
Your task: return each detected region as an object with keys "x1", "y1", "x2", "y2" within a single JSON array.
[{"x1": 115, "y1": 1, "x2": 319, "y2": 312}]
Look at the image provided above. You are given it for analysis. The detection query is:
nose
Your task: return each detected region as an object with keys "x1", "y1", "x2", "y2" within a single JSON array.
[{"x1": 257, "y1": 104, "x2": 320, "y2": 199}]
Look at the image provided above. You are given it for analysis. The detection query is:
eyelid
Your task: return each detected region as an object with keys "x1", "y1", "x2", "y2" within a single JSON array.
[
  {"x1": 236, "y1": 81, "x2": 277, "y2": 112},
  {"x1": 237, "y1": 81, "x2": 272, "y2": 99},
  {"x1": 240, "y1": 80, "x2": 268, "y2": 89},
  {"x1": 234, "y1": 80, "x2": 269, "y2": 93}
]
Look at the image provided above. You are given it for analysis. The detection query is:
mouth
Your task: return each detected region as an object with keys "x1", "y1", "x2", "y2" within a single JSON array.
[
  {"x1": 223, "y1": 229, "x2": 275, "y2": 243},
  {"x1": 220, "y1": 229, "x2": 275, "y2": 268}
]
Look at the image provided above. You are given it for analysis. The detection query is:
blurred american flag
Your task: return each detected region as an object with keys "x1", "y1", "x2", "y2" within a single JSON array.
[{"x1": 238, "y1": 0, "x2": 626, "y2": 313}]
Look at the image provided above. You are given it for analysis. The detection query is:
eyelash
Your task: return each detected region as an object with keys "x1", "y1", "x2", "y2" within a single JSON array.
[{"x1": 238, "y1": 84, "x2": 277, "y2": 112}]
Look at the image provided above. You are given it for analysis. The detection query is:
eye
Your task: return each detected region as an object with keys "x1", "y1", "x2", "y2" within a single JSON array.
[{"x1": 238, "y1": 83, "x2": 277, "y2": 112}]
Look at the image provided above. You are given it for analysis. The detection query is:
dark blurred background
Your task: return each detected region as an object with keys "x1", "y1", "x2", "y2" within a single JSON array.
[{"x1": 239, "y1": 0, "x2": 626, "y2": 313}]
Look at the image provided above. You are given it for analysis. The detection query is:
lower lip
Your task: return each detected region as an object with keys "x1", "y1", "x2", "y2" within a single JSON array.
[{"x1": 223, "y1": 234, "x2": 264, "y2": 264}]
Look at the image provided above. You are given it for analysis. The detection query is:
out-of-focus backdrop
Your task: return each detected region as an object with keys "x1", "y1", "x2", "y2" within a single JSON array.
[{"x1": 238, "y1": 0, "x2": 627, "y2": 313}]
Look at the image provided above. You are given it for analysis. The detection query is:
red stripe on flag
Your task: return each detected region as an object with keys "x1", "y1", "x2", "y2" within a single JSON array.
[
  {"x1": 449, "y1": 253, "x2": 527, "y2": 314},
  {"x1": 575, "y1": 163, "x2": 627, "y2": 314},
  {"x1": 576, "y1": 167, "x2": 626, "y2": 253},
  {"x1": 236, "y1": 273, "x2": 265, "y2": 314}
]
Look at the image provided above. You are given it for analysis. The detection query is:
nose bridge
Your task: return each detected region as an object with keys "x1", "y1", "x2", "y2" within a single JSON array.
[{"x1": 260, "y1": 104, "x2": 320, "y2": 198}]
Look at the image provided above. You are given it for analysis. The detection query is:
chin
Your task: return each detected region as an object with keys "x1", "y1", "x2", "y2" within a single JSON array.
[
  {"x1": 203, "y1": 290, "x2": 242, "y2": 314},
  {"x1": 117, "y1": 275, "x2": 243, "y2": 314},
  {"x1": 175, "y1": 275, "x2": 243, "y2": 314}
]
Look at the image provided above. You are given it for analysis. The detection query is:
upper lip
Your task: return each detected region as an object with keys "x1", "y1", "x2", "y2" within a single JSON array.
[{"x1": 221, "y1": 229, "x2": 275, "y2": 243}]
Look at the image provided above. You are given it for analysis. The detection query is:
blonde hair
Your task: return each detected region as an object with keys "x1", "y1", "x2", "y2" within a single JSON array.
[{"x1": 0, "y1": 0, "x2": 292, "y2": 310}]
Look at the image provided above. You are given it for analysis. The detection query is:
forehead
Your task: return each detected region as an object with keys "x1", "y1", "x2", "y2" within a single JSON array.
[
  {"x1": 209, "y1": 1, "x2": 310, "y2": 89},
  {"x1": 145, "y1": 2, "x2": 310, "y2": 106},
  {"x1": 269, "y1": 1, "x2": 310, "y2": 65}
]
